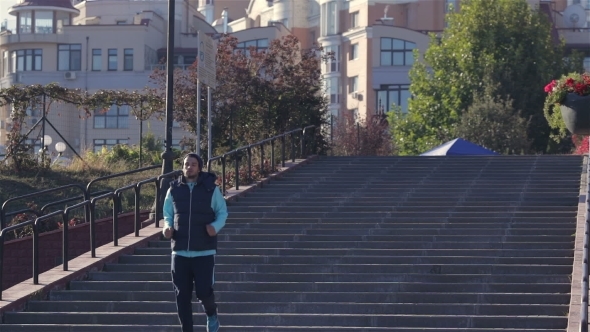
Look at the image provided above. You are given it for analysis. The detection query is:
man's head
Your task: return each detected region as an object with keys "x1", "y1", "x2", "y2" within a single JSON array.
[{"x1": 183, "y1": 153, "x2": 203, "y2": 181}]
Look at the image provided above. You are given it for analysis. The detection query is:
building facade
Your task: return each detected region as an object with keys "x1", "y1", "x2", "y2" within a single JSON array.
[{"x1": 0, "y1": 0, "x2": 589, "y2": 157}]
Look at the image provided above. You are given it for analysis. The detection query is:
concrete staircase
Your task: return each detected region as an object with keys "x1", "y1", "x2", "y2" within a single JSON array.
[{"x1": 0, "y1": 155, "x2": 583, "y2": 331}]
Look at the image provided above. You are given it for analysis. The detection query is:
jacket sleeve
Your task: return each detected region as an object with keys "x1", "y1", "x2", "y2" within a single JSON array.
[
  {"x1": 209, "y1": 186, "x2": 227, "y2": 233},
  {"x1": 163, "y1": 188, "x2": 174, "y2": 228}
]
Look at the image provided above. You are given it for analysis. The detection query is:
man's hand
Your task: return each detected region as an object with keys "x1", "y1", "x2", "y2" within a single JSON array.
[
  {"x1": 206, "y1": 224, "x2": 217, "y2": 237},
  {"x1": 163, "y1": 227, "x2": 173, "y2": 239}
]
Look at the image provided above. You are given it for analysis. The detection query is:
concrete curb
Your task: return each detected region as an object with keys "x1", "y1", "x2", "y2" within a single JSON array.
[{"x1": 567, "y1": 155, "x2": 587, "y2": 332}]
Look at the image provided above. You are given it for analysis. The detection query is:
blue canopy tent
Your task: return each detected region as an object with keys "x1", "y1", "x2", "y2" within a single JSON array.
[{"x1": 420, "y1": 138, "x2": 498, "y2": 156}]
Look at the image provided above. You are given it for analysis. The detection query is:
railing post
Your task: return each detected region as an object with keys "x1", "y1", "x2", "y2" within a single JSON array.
[
  {"x1": 271, "y1": 139, "x2": 275, "y2": 173},
  {"x1": 247, "y1": 147, "x2": 252, "y2": 184},
  {"x1": 235, "y1": 152, "x2": 240, "y2": 190},
  {"x1": 134, "y1": 186, "x2": 141, "y2": 237},
  {"x1": 62, "y1": 210, "x2": 69, "y2": 271},
  {"x1": 281, "y1": 135, "x2": 286, "y2": 167},
  {"x1": 291, "y1": 133, "x2": 295, "y2": 162},
  {"x1": 261, "y1": 144, "x2": 265, "y2": 177},
  {"x1": 90, "y1": 202, "x2": 96, "y2": 258},
  {"x1": 0, "y1": 207, "x2": 5, "y2": 230},
  {"x1": 113, "y1": 194, "x2": 120, "y2": 246},
  {"x1": 32, "y1": 220, "x2": 39, "y2": 284},
  {"x1": 300, "y1": 129, "x2": 305, "y2": 158},
  {"x1": 155, "y1": 179, "x2": 161, "y2": 228},
  {"x1": 221, "y1": 157, "x2": 226, "y2": 194},
  {"x1": 0, "y1": 233, "x2": 4, "y2": 300}
]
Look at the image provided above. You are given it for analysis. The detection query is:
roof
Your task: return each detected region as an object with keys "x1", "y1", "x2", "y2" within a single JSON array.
[
  {"x1": 11, "y1": 0, "x2": 77, "y2": 11},
  {"x1": 420, "y1": 138, "x2": 498, "y2": 156}
]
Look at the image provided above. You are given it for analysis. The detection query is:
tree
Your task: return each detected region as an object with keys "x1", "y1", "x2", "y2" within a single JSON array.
[
  {"x1": 455, "y1": 90, "x2": 531, "y2": 155},
  {"x1": 392, "y1": 0, "x2": 568, "y2": 155},
  {"x1": 331, "y1": 112, "x2": 393, "y2": 156},
  {"x1": 150, "y1": 34, "x2": 330, "y2": 156}
]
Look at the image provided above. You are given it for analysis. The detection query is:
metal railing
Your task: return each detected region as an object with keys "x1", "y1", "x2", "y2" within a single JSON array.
[
  {"x1": 0, "y1": 184, "x2": 88, "y2": 230},
  {"x1": 207, "y1": 125, "x2": 316, "y2": 192},
  {"x1": 0, "y1": 125, "x2": 320, "y2": 300}
]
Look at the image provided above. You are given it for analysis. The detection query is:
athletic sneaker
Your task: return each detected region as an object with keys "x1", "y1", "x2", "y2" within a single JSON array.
[{"x1": 207, "y1": 314, "x2": 220, "y2": 332}]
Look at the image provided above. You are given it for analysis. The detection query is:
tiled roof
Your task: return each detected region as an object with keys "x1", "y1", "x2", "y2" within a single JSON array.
[{"x1": 12, "y1": 0, "x2": 77, "y2": 10}]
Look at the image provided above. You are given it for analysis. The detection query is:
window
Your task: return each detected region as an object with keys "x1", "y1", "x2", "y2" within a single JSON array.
[
  {"x1": 376, "y1": 85, "x2": 410, "y2": 113},
  {"x1": 94, "y1": 105, "x2": 129, "y2": 129},
  {"x1": 349, "y1": 76, "x2": 358, "y2": 93},
  {"x1": 124, "y1": 49, "x2": 133, "y2": 71},
  {"x1": 322, "y1": 1, "x2": 338, "y2": 36},
  {"x1": 93, "y1": 139, "x2": 129, "y2": 153},
  {"x1": 35, "y1": 11, "x2": 53, "y2": 34},
  {"x1": 351, "y1": 11, "x2": 359, "y2": 29},
  {"x1": 13, "y1": 49, "x2": 42, "y2": 71},
  {"x1": 56, "y1": 11, "x2": 71, "y2": 27},
  {"x1": 380, "y1": 38, "x2": 415, "y2": 66},
  {"x1": 326, "y1": 77, "x2": 341, "y2": 104},
  {"x1": 19, "y1": 11, "x2": 32, "y2": 34},
  {"x1": 2, "y1": 51, "x2": 7, "y2": 76},
  {"x1": 324, "y1": 45, "x2": 340, "y2": 72},
  {"x1": 116, "y1": 20, "x2": 127, "y2": 25},
  {"x1": 572, "y1": 0, "x2": 589, "y2": 7},
  {"x1": 92, "y1": 49, "x2": 101, "y2": 71},
  {"x1": 235, "y1": 39, "x2": 269, "y2": 54},
  {"x1": 108, "y1": 49, "x2": 118, "y2": 71},
  {"x1": 584, "y1": 57, "x2": 590, "y2": 73},
  {"x1": 58, "y1": 44, "x2": 81, "y2": 71},
  {"x1": 350, "y1": 43, "x2": 359, "y2": 60}
]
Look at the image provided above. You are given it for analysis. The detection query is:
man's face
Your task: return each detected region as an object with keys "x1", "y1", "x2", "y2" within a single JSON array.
[{"x1": 183, "y1": 156, "x2": 201, "y2": 179}]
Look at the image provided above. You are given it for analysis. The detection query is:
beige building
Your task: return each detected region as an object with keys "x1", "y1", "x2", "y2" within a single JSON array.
[{"x1": 0, "y1": 0, "x2": 589, "y2": 157}]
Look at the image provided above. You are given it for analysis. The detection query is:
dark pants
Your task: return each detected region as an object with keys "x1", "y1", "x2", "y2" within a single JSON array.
[{"x1": 171, "y1": 254, "x2": 217, "y2": 332}]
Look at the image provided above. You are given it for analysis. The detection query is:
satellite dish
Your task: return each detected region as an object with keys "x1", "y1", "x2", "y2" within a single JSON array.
[{"x1": 563, "y1": 4, "x2": 587, "y2": 29}]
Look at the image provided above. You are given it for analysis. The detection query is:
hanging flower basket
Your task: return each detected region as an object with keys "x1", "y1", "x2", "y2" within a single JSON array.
[
  {"x1": 544, "y1": 72, "x2": 590, "y2": 137},
  {"x1": 560, "y1": 93, "x2": 590, "y2": 135}
]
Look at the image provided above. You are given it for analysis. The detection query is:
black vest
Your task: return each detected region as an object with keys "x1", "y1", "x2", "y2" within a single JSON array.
[{"x1": 169, "y1": 172, "x2": 217, "y2": 252}]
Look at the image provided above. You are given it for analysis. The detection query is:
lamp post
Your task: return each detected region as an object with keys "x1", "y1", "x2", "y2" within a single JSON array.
[
  {"x1": 53, "y1": 141, "x2": 66, "y2": 166},
  {"x1": 40, "y1": 134, "x2": 52, "y2": 165},
  {"x1": 161, "y1": 0, "x2": 175, "y2": 175}
]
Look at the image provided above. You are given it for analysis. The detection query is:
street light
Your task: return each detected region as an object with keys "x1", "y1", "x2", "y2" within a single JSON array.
[
  {"x1": 40, "y1": 134, "x2": 52, "y2": 165},
  {"x1": 55, "y1": 141, "x2": 66, "y2": 157},
  {"x1": 52, "y1": 141, "x2": 67, "y2": 167}
]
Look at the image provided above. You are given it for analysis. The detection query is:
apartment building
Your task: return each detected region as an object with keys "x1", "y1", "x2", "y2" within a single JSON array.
[{"x1": 0, "y1": 0, "x2": 588, "y2": 157}]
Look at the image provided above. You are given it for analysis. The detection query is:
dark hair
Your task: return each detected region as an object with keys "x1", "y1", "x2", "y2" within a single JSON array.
[{"x1": 183, "y1": 153, "x2": 203, "y2": 170}]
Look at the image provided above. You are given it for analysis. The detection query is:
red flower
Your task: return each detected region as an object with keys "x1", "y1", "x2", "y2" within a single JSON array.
[
  {"x1": 566, "y1": 78, "x2": 576, "y2": 86},
  {"x1": 544, "y1": 80, "x2": 556, "y2": 93}
]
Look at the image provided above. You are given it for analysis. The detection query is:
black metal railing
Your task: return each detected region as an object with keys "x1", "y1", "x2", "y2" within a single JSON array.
[
  {"x1": 207, "y1": 125, "x2": 316, "y2": 191},
  {"x1": 0, "y1": 184, "x2": 88, "y2": 230},
  {"x1": 0, "y1": 125, "x2": 320, "y2": 300}
]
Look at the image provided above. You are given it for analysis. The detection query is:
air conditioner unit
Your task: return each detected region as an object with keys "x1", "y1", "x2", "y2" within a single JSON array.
[
  {"x1": 64, "y1": 71, "x2": 76, "y2": 80},
  {"x1": 352, "y1": 92, "x2": 359, "y2": 100}
]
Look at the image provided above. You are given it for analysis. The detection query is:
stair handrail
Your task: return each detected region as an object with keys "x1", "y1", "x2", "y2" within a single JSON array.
[
  {"x1": 0, "y1": 184, "x2": 88, "y2": 230},
  {"x1": 206, "y1": 125, "x2": 317, "y2": 192}
]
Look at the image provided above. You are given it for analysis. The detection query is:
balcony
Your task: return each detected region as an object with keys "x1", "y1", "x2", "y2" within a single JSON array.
[
  {"x1": 557, "y1": 28, "x2": 590, "y2": 47},
  {"x1": 0, "y1": 31, "x2": 69, "y2": 46}
]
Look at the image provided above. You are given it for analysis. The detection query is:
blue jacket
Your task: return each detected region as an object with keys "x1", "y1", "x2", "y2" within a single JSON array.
[{"x1": 164, "y1": 172, "x2": 227, "y2": 256}]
